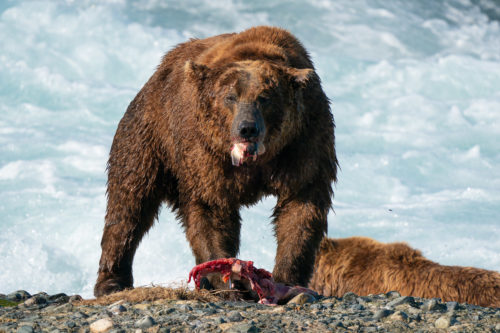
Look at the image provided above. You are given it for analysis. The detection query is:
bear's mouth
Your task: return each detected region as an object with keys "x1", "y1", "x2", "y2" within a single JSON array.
[{"x1": 231, "y1": 141, "x2": 266, "y2": 166}]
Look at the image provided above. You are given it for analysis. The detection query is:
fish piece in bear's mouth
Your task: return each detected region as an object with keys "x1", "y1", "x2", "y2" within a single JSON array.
[{"x1": 231, "y1": 141, "x2": 266, "y2": 166}]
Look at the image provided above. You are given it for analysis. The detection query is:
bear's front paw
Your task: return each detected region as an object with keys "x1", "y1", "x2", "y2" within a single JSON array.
[{"x1": 94, "y1": 275, "x2": 132, "y2": 297}]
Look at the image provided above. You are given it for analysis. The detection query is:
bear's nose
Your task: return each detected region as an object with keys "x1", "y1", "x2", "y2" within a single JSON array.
[{"x1": 238, "y1": 121, "x2": 260, "y2": 139}]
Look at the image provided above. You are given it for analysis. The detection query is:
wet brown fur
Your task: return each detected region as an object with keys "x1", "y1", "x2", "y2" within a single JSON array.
[
  {"x1": 95, "y1": 26, "x2": 337, "y2": 297},
  {"x1": 309, "y1": 237, "x2": 500, "y2": 308}
]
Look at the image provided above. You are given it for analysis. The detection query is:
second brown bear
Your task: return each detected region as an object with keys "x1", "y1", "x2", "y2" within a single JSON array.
[{"x1": 309, "y1": 237, "x2": 500, "y2": 308}]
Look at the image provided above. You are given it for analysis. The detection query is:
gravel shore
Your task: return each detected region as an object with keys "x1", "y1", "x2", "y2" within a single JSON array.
[{"x1": 1, "y1": 288, "x2": 499, "y2": 332}]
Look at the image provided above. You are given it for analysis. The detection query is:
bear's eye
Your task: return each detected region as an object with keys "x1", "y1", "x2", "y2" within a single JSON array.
[
  {"x1": 258, "y1": 95, "x2": 271, "y2": 106},
  {"x1": 224, "y1": 94, "x2": 237, "y2": 105}
]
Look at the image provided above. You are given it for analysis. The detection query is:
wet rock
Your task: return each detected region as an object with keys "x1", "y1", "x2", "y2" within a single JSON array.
[
  {"x1": 329, "y1": 321, "x2": 346, "y2": 329},
  {"x1": 386, "y1": 296, "x2": 415, "y2": 308},
  {"x1": 288, "y1": 293, "x2": 316, "y2": 305},
  {"x1": 156, "y1": 307, "x2": 175, "y2": 316},
  {"x1": 342, "y1": 292, "x2": 358, "y2": 303},
  {"x1": 133, "y1": 303, "x2": 150, "y2": 310},
  {"x1": 135, "y1": 315, "x2": 156, "y2": 329},
  {"x1": 7, "y1": 290, "x2": 31, "y2": 302},
  {"x1": 24, "y1": 294, "x2": 48, "y2": 307},
  {"x1": 109, "y1": 304, "x2": 127, "y2": 315},
  {"x1": 227, "y1": 310, "x2": 244, "y2": 322},
  {"x1": 434, "y1": 316, "x2": 451, "y2": 329},
  {"x1": 422, "y1": 298, "x2": 446, "y2": 312},
  {"x1": 357, "y1": 296, "x2": 372, "y2": 305},
  {"x1": 373, "y1": 309, "x2": 394, "y2": 320},
  {"x1": 90, "y1": 318, "x2": 114, "y2": 333},
  {"x1": 49, "y1": 293, "x2": 69, "y2": 303},
  {"x1": 226, "y1": 322, "x2": 259, "y2": 333},
  {"x1": 16, "y1": 326, "x2": 34, "y2": 333},
  {"x1": 446, "y1": 301, "x2": 458, "y2": 312},
  {"x1": 71, "y1": 311, "x2": 89, "y2": 319},
  {"x1": 350, "y1": 303, "x2": 365, "y2": 311},
  {"x1": 385, "y1": 291, "x2": 401, "y2": 299},
  {"x1": 68, "y1": 295, "x2": 83, "y2": 303},
  {"x1": 200, "y1": 307, "x2": 216, "y2": 315},
  {"x1": 213, "y1": 316, "x2": 226, "y2": 324},
  {"x1": 389, "y1": 310, "x2": 409, "y2": 322},
  {"x1": 178, "y1": 304, "x2": 193, "y2": 312},
  {"x1": 310, "y1": 303, "x2": 324, "y2": 310},
  {"x1": 52, "y1": 303, "x2": 73, "y2": 313}
]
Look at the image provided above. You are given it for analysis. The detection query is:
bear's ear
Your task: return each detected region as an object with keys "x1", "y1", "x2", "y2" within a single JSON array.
[
  {"x1": 184, "y1": 60, "x2": 209, "y2": 82},
  {"x1": 287, "y1": 68, "x2": 314, "y2": 87}
]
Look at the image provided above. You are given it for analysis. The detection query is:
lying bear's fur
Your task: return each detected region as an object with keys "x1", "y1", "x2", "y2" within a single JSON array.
[{"x1": 309, "y1": 237, "x2": 500, "y2": 308}]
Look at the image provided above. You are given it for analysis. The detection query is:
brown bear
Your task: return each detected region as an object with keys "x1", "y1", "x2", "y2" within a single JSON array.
[
  {"x1": 309, "y1": 237, "x2": 500, "y2": 308},
  {"x1": 94, "y1": 26, "x2": 338, "y2": 297}
]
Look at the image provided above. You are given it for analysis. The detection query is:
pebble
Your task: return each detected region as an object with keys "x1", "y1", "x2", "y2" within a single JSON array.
[
  {"x1": 385, "y1": 291, "x2": 401, "y2": 299},
  {"x1": 16, "y1": 326, "x2": 34, "y2": 333},
  {"x1": 389, "y1": 310, "x2": 409, "y2": 322},
  {"x1": 226, "y1": 310, "x2": 244, "y2": 322},
  {"x1": 23, "y1": 295, "x2": 47, "y2": 307},
  {"x1": 342, "y1": 291, "x2": 358, "y2": 303},
  {"x1": 350, "y1": 303, "x2": 364, "y2": 311},
  {"x1": 226, "y1": 322, "x2": 259, "y2": 333},
  {"x1": 90, "y1": 318, "x2": 114, "y2": 333},
  {"x1": 135, "y1": 315, "x2": 156, "y2": 329},
  {"x1": 1, "y1": 289, "x2": 499, "y2": 332},
  {"x1": 109, "y1": 304, "x2": 127, "y2": 315},
  {"x1": 422, "y1": 298, "x2": 446, "y2": 312},
  {"x1": 386, "y1": 296, "x2": 414, "y2": 308},
  {"x1": 133, "y1": 303, "x2": 150, "y2": 310},
  {"x1": 446, "y1": 301, "x2": 459, "y2": 312},
  {"x1": 287, "y1": 292, "x2": 316, "y2": 305},
  {"x1": 49, "y1": 293, "x2": 70, "y2": 303},
  {"x1": 435, "y1": 316, "x2": 451, "y2": 329},
  {"x1": 373, "y1": 308, "x2": 394, "y2": 320},
  {"x1": 7, "y1": 290, "x2": 31, "y2": 302},
  {"x1": 178, "y1": 303, "x2": 193, "y2": 312},
  {"x1": 68, "y1": 295, "x2": 83, "y2": 303}
]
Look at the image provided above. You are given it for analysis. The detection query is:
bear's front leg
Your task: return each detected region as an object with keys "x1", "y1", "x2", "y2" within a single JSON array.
[
  {"x1": 272, "y1": 182, "x2": 331, "y2": 287},
  {"x1": 182, "y1": 200, "x2": 242, "y2": 289},
  {"x1": 94, "y1": 119, "x2": 164, "y2": 297},
  {"x1": 94, "y1": 190, "x2": 163, "y2": 297}
]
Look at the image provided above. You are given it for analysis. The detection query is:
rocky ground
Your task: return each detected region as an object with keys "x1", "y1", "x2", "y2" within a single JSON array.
[{"x1": 1, "y1": 287, "x2": 499, "y2": 332}]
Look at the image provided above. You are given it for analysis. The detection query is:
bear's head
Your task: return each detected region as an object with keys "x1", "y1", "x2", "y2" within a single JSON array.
[{"x1": 184, "y1": 59, "x2": 313, "y2": 166}]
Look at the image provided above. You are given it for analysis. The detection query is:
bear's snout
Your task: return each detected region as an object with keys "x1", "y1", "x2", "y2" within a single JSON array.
[
  {"x1": 231, "y1": 103, "x2": 266, "y2": 143},
  {"x1": 237, "y1": 120, "x2": 260, "y2": 140},
  {"x1": 230, "y1": 105, "x2": 267, "y2": 166}
]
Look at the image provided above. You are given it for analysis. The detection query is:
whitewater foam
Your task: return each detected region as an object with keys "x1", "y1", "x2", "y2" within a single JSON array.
[{"x1": 1, "y1": 0, "x2": 499, "y2": 297}]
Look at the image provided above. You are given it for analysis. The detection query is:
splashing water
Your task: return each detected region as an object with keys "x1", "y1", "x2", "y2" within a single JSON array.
[{"x1": 1, "y1": 0, "x2": 499, "y2": 297}]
